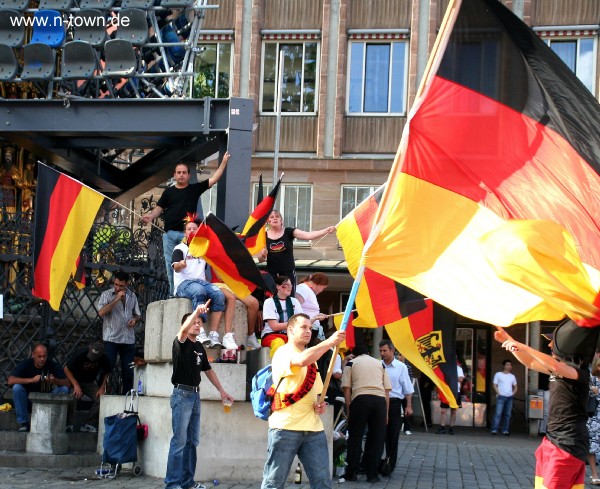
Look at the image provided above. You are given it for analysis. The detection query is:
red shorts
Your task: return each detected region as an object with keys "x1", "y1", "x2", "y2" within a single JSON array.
[{"x1": 534, "y1": 437, "x2": 585, "y2": 489}]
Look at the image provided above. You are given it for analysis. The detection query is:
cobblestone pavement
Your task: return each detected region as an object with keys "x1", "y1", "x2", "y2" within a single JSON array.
[{"x1": 0, "y1": 428, "x2": 546, "y2": 489}]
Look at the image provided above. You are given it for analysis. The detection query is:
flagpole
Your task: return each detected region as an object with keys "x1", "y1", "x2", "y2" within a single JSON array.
[
  {"x1": 273, "y1": 50, "x2": 285, "y2": 186},
  {"x1": 320, "y1": 265, "x2": 364, "y2": 399}
]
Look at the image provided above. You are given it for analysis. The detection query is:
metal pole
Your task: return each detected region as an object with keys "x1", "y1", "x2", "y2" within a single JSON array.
[{"x1": 273, "y1": 50, "x2": 285, "y2": 185}]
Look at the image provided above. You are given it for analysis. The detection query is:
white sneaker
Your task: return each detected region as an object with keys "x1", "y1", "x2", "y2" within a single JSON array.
[
  {"x1": 223, "y1": 332, "x2": 238, "y2": 350},
  {"x1": 80, "y1": 424, "x2": 98, "y2": 433},
  {"x1": 404, "y1": 430, "x2": 412, "y2": 436},
  {"x1": 209, "y1": 331, "x2": 223, "y2": 348},
  {"x1": 246, "y1": 334, "x2": 261, "y2": 350},
  {"x1": 198, "y1": 328, "x2": 210, "y2": 346}
]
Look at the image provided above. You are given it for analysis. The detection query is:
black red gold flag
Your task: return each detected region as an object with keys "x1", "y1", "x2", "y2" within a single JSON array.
[
  {"x1": 188, "y1": 213, "x2": 270, "y2": 298},
  {"x1": 337, "y1": 185, "x2": 426, "y2": 327},
  {"x1": 361, "y1": 0, "x2": 600, "y2": 326},
  {"x1": 71, "y1": 251, "x2": 86, "y2": 289},
  {"x1": 385, "y1": 299, "x2": 459, "y2": 408},
  {"x1": 240, "y1": 177, "x2": 282, "y2": 256},
  {"x1": 33, "y1": 164, "x2": 103, "y2": 310}
]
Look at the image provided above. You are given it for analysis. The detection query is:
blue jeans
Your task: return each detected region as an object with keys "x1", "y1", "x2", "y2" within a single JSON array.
[
  {"x1": 165, "y1": 388, "x2": 201, "y2": 489},
  {"x1": 103, "y1": 342, "x2": 136, "y2": 394},
  {"x1": 12, "y1": 384, "x2": 69, "y2": 424},
  {"x1": 163, "y1": 230, "x2": 185, "y2": 296},
  {"x1": 261, "y1": 428, "x2": 331, "y2": 489},
  {"x1": 491, "y1": 395, "x2": 513, "y2": 433},
  {"x1": 176, "y1": 279, "x2": 226, "y2": 322}
]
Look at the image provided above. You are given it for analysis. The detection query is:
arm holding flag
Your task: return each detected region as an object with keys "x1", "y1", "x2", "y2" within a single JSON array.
[{"x1": 208, "y1": 151, "x2": 230, "y2": 188}]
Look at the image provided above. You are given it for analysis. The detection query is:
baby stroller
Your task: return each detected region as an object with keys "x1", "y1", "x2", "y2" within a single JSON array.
[{"x1": 97, "y1": 390, "x2": 145, "y2": 478}]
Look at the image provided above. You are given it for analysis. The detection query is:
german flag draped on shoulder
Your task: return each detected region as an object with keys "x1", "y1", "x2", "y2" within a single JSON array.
[
  {"x1": 361, "y1": 0, "x2": 600, "y2": 327},
  {"x1": 33, "y1": 164, "x2": 104, "y2": 310}
]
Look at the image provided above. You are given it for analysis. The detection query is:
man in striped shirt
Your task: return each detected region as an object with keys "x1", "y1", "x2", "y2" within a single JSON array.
[{"x1": 98, "y1": 271, "x2": 141, "y2": 394}]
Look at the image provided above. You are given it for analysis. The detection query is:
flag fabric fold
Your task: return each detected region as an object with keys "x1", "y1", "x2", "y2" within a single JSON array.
[
  {"x1": 337, "y1": 185, "x2": 426, "y2": 327},
  {"x1": 239, "y1": 177, "x2": 282, "y2": 256},
  {"x1": 71, "y1": 251, "x2": 87, "y2": 290},
  {"x1": 188, "y1": 213, "x2": 270, "y2": 298},
  {"x1": 360, "y1": 0, "x2": 600, "y2": 326},
  {"x1": 33, "y1": 164, "x2": 104, "y2": 310}
]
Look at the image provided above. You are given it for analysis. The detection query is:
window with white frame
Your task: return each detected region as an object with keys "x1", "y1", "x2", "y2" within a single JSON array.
[
  {"x1": 545, "y1": 37, "x2": 595, "y2": 94},
  {"x1": 193, "y1": 42, "x2": 232, "y2": 98},
  {"x1": 261, "y1": 41, "x2": 319, "y2": 113},
  {"x1": 347, "y1": 40, "x2": 408, "y2": 114},
  {"x1": 340, "y1": 185, "x2": 379, "y2": 219},
  {"x1": 252, "y1": 183, "x2": 313, "y2": 244}
]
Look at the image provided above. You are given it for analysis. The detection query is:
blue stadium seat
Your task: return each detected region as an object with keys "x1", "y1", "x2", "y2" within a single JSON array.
[{"x1": 30, "y1": 10, "x2": 65, "y2": 48}]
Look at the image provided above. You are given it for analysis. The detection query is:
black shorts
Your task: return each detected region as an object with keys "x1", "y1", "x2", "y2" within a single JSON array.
[{"x1": 440, "y1": 392, "x2": 462, "y2": 409}]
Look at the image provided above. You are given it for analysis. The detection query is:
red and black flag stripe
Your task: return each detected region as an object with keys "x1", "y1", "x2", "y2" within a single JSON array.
[
  {"x1": 360, "y1": 0, "x2": 600, "y2": 326},
  {"x1": 188, "y1": 213, "x2": 271, "y2": 298},
  {"x1": 33, "y1": 164, "x2": 104, "y2": 310}
]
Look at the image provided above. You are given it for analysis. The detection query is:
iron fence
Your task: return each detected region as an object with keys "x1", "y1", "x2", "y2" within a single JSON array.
[{"x1": 0, "y1": 197, "x2": 168, "y2": 400}]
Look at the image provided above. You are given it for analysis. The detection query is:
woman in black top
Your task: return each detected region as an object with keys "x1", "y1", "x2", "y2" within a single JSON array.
[{"x1": 258, "y1": 210, "x2": 335, "y2": 294}]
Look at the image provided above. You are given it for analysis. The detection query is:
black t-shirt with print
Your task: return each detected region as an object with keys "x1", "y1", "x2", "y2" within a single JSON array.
[{"x1": 171, "y1": 337, "x2": 211, "y2": 387}]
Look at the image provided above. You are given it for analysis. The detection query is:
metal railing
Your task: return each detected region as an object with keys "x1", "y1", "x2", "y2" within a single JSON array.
[{"x1": 0, "y1": 196, "x2": 168, "y2": 399}]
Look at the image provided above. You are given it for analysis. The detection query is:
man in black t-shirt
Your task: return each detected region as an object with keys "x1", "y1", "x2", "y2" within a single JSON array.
[
  {"x1": 142, "y1": 152, "x2": 230, "y2": 296},
  {"x1": 496, "y1": 320, "x2": 598, "y2": 489},
  {"x1": 164, "y1": 304, "x2": 234, "y2": 489},
  {"x1": 8, "y1": 344, "x2": 70, "y2": 432},
  {"x1": 64, "y1": 342, "x2": 113, "y2": 432}
]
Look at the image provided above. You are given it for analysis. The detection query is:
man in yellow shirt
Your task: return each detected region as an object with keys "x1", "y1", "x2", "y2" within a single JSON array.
[{"x1": 261, "y1": 313, "x2": 345, "y2": 489}]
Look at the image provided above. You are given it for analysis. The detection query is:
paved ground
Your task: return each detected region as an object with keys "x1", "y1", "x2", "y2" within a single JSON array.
[{"x1": 0, "y1": 427, "x2": 551, "y2": 489}]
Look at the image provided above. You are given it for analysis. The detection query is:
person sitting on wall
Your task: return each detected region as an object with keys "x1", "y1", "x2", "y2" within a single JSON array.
[{"x1": 8, "y1": 343, "x2": 70, "y2": 432}]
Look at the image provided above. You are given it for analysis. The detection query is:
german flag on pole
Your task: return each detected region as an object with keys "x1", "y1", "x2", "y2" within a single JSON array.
[
  {"x1": 33, "y1": 164, "x2": 104, "y2": 310},
  {"x1": 240, "y1": 177, "x2": 282, "y2": 256},
  {"x1": 188, "y1": 213, "x2": 270, "y2": 298},
  {"x1": 361, "y1": 0, "x2": 600, "y2": 327},
  {"x1": 385, "y1": 300, "x2": 459, "y2": 409},
  {"x1": 337, "y1": 185, "x2": 426, "y2": 327}
]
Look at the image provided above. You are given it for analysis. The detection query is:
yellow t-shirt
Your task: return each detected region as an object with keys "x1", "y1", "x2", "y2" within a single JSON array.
[{"x1": 268, "y1": 342, "x2": 324, "y2": 431}]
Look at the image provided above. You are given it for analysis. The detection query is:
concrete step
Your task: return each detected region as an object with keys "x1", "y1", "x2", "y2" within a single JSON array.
[
  {"x1": 0, "y1": 450, "x2": 100, "y2": 469},
  {"x1": 0, "y1": 430, "x2": 98, "y2": 452}
]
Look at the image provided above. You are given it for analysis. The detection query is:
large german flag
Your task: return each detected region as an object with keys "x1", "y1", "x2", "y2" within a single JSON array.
[
  {"x1": 362, "y1": 0, "x2": 600, "y2": 327},
  {"x1": 385, "y1": 300, "x2": 459, "y2": 408},
  {"x1": 240, "y1": 177, "x2": 282, "y2": 256},
  {"x1": 337, "y1": 185, "x2": 426, "y2": 327},
  {"x1": 33, "y1": 165, "x2": 104, "y2": 310},
  {"x1": 188, "y1": 213, "x2": 270, "y2": 298}
]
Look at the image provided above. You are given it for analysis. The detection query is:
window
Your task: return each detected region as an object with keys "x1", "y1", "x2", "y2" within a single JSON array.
[
  {"x1": 252, "y1": 183, "x2": 313, "y2": 244},
  {"x1": 261, "y1": 42, "x2": 319, "y2": 113},
  {"x1": 193, "y1": 42, "x2": 232, "y2": 98},
  {"x1": 347, "y1": 41, "x2": 408, "y2": 114},
  {"x1": 340, "y1": 185, "x2": 379, "y2": 219},
  {"x1": 545, "y1": 38, "x2": 595, "y2": 94}
]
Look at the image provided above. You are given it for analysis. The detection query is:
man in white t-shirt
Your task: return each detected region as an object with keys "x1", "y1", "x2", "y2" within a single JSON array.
[{"x1": 490, "y1": 359, "x2": 518, "y2": 435}]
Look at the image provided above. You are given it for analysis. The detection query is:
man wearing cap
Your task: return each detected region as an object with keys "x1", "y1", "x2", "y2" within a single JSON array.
[
  {"x1": 64, "y1": 342, "x2": 113, "y2": 433},
  {"x1": 496, "y1": 320, "x2": 599, "y2": 489}
]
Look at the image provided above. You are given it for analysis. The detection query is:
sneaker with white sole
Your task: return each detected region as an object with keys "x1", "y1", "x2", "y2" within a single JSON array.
[
  {"x1": 198, "y1": 328, "x2": 210, "y2": 346},
  {"x1": 404, "y1": 430, "x2": 412, "y2": 436},
  {"x1": 246, "y1": 334, "x2": 261, "y2": 350},
  {"x1": 80, "y1": 424, "x2": 98, "y2": 433},
  {"x1": 190, "y1": 483, "x2": 207, "y2": 489},
  {"x1": 209, "y1": 331, "x2": 223, "y2": 348},
  {"x1": 223, "y1": 332, "x2": 238, "y2": 350}
]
